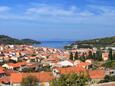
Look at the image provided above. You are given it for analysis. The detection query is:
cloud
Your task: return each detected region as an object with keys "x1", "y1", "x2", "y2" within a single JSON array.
[
  {"x1": 25, "y1": 3, "x2": 96, "y2": 17},
  {"x1": 87, "y1": 5, "x2": 115, "y2": 16},
  {"x1": 0, "y1": 3, "x2": 115, "y2": 26},
  {"x1": 0, "y1": 6, "x2": 11, "y2": 13},
  {"x1": 26, "y1": 4, "x2": 78, "y2": 17}
]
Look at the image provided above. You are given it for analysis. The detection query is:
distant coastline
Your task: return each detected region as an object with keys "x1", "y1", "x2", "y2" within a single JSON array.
[{"x1": 34, "y1": 41, "x2": 73, "y2": 49}]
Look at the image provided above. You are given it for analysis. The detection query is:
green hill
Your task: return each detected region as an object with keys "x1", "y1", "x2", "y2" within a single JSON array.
[
  {"x1": 0, "y1": 35, "x2": 41, "y2": 45},
  {"x1": 65, "y1": 36, "x2": 115, "y2": 49},
  {"x1": 74, "y1": 36, "x2": 115, "y2": 45}
]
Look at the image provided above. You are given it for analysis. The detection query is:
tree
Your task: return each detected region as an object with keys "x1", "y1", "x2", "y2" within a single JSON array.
[
  {"x1": 92, "y1": 53, "x2": 96, "y2": 60},
  {"x1": 21, "y1": 75, "x2": 38, "y2": 86},
  {"x1": 50, "y1": 73, "x2": 90, "y2": 86},
  {"x1": 80, "y1": 56, "x2": 85, "y2": 62},
  {"x1": 109, "y1": 48, "x2": 113, "y2": 60},
  {"x1": 87, "y1": 51, "x2": 93, "y2": 59},
  {"x1": 69, "y1": 52, "x2": 74, "y2": 61},
  {"x1": 37, "y1": 65, "x2": 51, "y2": 72},
  {"x1": 103, "y1": 60, "x2": 115, "y2": 69},
  {"x1": 96, "y1": 50, "x2": 102, "y2": 61},
  {"x1": 112, "y1": 53, "x2": 115, "y2": 60},
  {"x1": 74, "y1": 52, "x2": 79, "y2": 60},
  {"x1": 99, "y1": 75, "x2": 115, "y2": 83},
  {"x1": 80, "y1": 53, "x2": 86, "y2": 62}
]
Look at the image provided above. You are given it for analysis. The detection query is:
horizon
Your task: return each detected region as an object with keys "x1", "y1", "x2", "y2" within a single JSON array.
[
  {"x1": 0, "y1": 0, "x2": 115, "y2": 40},
  {"x1": 0, "y1": 34, "x2": 115, "y2": 42}
]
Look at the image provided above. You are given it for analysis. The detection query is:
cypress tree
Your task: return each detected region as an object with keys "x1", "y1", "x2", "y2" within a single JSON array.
[
  {"x1": 96, "y1": 50, "x2": 102, "y2": 61},
  {"x1": 109, "y1": 48, "x2": 113, "y2": 60},
  {"x1": 70, "y1": 52, "x2": 74, "y2": 60},
  {"x1": 74, "y1": 51, "x2": 79, "y2": 60}
]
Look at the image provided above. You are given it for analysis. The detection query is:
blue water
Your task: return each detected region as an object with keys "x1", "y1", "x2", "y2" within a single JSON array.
[{"x1": 34, "y1": 41, "x2": 73, "y2": 49}]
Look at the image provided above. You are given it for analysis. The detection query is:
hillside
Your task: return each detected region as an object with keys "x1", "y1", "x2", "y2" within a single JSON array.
[
  {"x1": 65, "y1": 36, "x2": 115, "y2": 49},
  {"x1": 21, "y1": 39, "x2": 41, "y2": 44},
  {"x1": 74, "y1": 36, "x2": 115, "y2": 45},
  {"x1": 0, "y1": 35, "x2": 41, "y2": 45}
]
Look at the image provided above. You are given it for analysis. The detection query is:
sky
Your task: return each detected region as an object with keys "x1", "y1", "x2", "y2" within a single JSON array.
[{"x1": 0, "y1": 0, "x2": 115, "y2": 41}]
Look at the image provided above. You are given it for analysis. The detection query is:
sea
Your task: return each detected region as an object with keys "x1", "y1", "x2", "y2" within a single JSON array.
[{"x1": 34, "y1": 41, "x2": 73, "y2": 49}]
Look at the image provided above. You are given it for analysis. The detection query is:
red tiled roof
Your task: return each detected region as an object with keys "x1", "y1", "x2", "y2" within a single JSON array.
[
  {"x1": 10, "y1": 72, "x2": 54, "y2": 83},
  {"x1": 0, "y1": 67, "x2": 5, "y2": 73},
  {"x1": 55, "y1": 66, "x2": 86, "y2": 74},
  {"x1": 27, "y1": 63, "x2": 37, "y2": 68},
  {"x1": 8, "y1": 61, "x2": 27, "y2": 68},
  {"x1": 46, "y1": 57, "x2": 60, "y2": 62},
  {"x1": 78, "y1": 62, "x2": 90, "y2": 67},
  {"x1": 0, "y1": 77, "x2": 10, "y2": 84},
  {"x1": 88, "y1": 70, "x2": 105, "y2": 79},
  {"x1": 5, "y1": 69, "x2": 17, "y2": 76}
]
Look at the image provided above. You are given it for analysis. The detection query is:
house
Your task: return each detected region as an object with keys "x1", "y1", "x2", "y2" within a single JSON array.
[
  {"x1": 46, "y1": 57, "x2": 60, "y2": 63},
  {"x1": 10, "y1": 72, "x2": 54, "y2": 86},
  {"x1": 0, "y1": 77, "x2": 10, "y2": 86},
  {"x1": 102, "y1": 52, "x2": 109, "y2": 61},
  {"x1": 27, "y1": 56, "x2": 37, "y2": 62},
  {"x1": 89, "y1": 70, "x2": 105, "y2": 79},
  {"x1": 53, "y1": 66, "x2": 87, "y2": 77},
  {"x1": 77, "y1": 62, "x2": 91, "y2": 69},
  {"x1": 10, "y1": 56, "x2": 18, "y2": 62},
  {"x1": 56, "y1": 60, "x2": 74, "y2": 67},
  {"x1": 85, "y1": 59, "x2": 94, "y2": 64},
  {"x1": 2, "y1": 62, "x2": 27, "y2": 71},
  {"x1": 88, "y1": 70, "x2": 105, "y2": 84},
  {"x1": 0, "y1": 67, "x2": 5, "y2": 78},
  {"x1": 106, "y1": 47, "x2": 115, "y2": 51},
  {"x1": 74, "y1": 60, "x2": 81, "y2": 65},
  {"x1": 106, "y1": 69, "x2": 115, "y2": 76}
]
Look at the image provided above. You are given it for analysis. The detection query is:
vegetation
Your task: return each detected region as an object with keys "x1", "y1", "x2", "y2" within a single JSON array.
[
  {"x1": 95, "y1": 50, "x2": 103, "y2": 61},
  {"x1": 69, "y1": 50, "x2": 103, "y2": 62},
  {"x1": 74, "y1": 52, "x2": 79, "y2": 60},
  {"x1": 65, "y1": 36, "x2": 115, "y2": 49},
  {"x1": 74, "y1": 36, "x2": 115, "y2": 47},
  {"x1": 50, "y1": 73, "x2": 90, "y2": 86},
  {"x1": 21, "y1": 39, "x2": 41, "y2": 44},
  {"x1": 69, "y1": 52, "x2": 74, "y2": 61},
  {"x1": 0, "y1": 35, "x2": 40, "y2": 45},
  {"x1": 103, "y1": 60, "x2": 115, "y2": 69},
  {"x1": 22, "y1": 67, "x2": 36, "y2": 72},
  {"x1": 21, "y1": 75, "x2": 38, "y2": 86},
  {"x1": 99, "y1": 75, "x2": 115, "y2": 83},
  {"x1": 37, "y1": 65, "x2": 52, "y2": 72},
  {"x1": 64, "y1": 45, "x2": 73, "y2": 50},
  {"x1": 108, "y1": 48, "x2": 115, "y2": 60}
]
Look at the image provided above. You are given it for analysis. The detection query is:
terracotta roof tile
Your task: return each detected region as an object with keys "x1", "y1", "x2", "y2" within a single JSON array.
[
  {"x1": 0, "y1": 67, "x2": 5, "y2": 73},
  {"x1": 55, "y1": 66, "x2": 86, "y2": 74},
  {"x1": 8, "y1": 61, "x2": 27, "y2": 68},
  {"x1": 10, "y1": 72, "x2": 54, "y2": 83},
  {"x1": 88, "y1": 70, "x2": 105, "y2": 79},
  {"x1": 0, "y1": 77, "x2": 10, "y2": 84}
]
